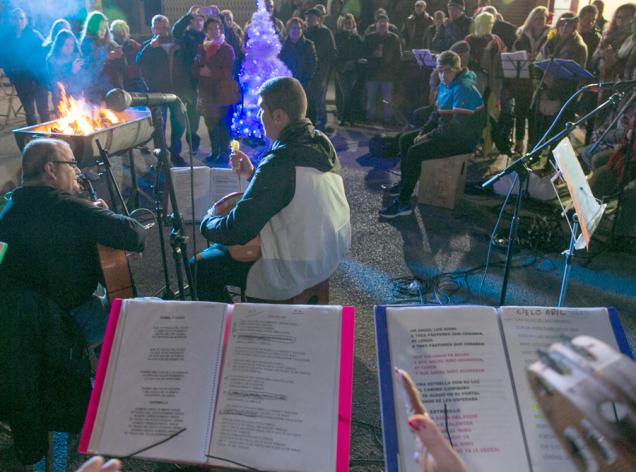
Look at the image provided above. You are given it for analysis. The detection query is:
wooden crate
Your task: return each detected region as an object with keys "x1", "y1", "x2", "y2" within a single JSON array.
[{"x1": 417, "y1": 153, "x2": 471, "y2": 209}]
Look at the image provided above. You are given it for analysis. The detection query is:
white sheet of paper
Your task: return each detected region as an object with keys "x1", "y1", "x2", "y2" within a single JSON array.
[
  {"x1": 210, "y1": 167, "x2": 246, "y2": 204},
  {"x1": 209, "y1": 303, "x2": 342, "y2": 472},
  {"x1": 88, "y1": 299, "x2": 228, "y2": 463},
  {"x1": 386, "y1": 305, "x2": 530, "y2": 472},
  {"x1": 169, "y1": 166, "x2": 212, "y2": 222},
  {"x1": 499, "y1": 306, "x2": 620, "y2": 472},
  {"x1": 552, "y1": 138, "x2": 606, "y2": 248},
  {"x1": 502, "y1": 51, "x2": 530, "y2": 79}
]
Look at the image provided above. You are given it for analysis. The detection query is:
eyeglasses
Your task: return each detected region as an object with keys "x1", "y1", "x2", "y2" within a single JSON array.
[{"x1": 51, "y1": 159, "x2": 79, "y2": 167}]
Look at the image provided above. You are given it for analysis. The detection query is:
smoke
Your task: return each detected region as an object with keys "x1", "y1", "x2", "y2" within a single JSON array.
[{"x1": 7, "y1": 0, "x2": 86, "y2": 35}]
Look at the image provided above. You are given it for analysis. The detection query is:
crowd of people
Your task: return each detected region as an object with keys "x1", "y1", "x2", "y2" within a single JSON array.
[{"x1": 1, "y1": 1, "x2": 634, "y2": 160}]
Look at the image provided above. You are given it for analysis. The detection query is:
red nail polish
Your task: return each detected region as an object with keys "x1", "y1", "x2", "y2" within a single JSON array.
[{"x1": 408, "y1": 419, "x2": 420, "y2": 430}]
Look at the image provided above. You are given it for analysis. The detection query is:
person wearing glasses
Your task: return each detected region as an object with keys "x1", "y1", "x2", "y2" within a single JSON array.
[{"x1": 0, "y1": 138, "x2": 146, "y2": 345}]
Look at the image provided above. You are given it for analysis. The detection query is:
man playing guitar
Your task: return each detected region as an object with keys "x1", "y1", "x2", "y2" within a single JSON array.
[
  {"x1": 191, "y1": 76, "x2": 351, "y2": 302},
  {"x1": 0, "y1": 138, "x2": 147, "y2": 345}
]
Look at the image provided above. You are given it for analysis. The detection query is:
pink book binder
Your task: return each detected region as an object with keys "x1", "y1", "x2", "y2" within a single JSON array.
[{"x1": 79, "y1": 301, "x2": 356, "y2": 472}]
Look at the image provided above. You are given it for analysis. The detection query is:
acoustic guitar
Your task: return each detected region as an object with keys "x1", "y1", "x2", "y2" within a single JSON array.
[
  {"x1": 80, "y1": 175, "x2": 136, "y2": 303},
  {"x1": 213, "y1": 192, "x2": 261, "y2": 262}
]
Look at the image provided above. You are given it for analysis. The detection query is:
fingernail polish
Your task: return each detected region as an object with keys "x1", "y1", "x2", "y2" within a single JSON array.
[{"x1": 408, "y1": 419, "x2": 420, "y2": 430}]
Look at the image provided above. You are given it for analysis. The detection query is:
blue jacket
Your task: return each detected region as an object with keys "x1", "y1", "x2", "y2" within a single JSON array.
[{"x1": 422, "y1": 68, "x2": 484, "y2": 146}]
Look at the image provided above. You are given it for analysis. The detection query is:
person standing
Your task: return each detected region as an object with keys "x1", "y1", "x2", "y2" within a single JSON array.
[
  {"x1": 361, "y1": 14, "x2": 402, "y2": 123},
  {"x1": 80, "y1": 11, "x2": 125, "y2": 103},
  {"x1": 280, "y1": 17, "x2": 318, "y2": 111},
  {"x1": 0, "y1": 8, "x2": 50, "y2": 125},
  {"x1": 46, "y1": 30, "x2": 85, "y2": 109},
  {"x1": 305, "y1": 7, "x2": 338, "y2": 131},
  {"x1": 192, "y1": 17, "x2": 238, "y2": 163},
  {"x1": 335, "y1": 13, "x2": 363, "y2": 125},
  {"x1": 402, "y1": 0, "x2": 434, "y2": 50},
  {"x1": 431, "y1": 0, "x2": 473, "y2": 52},
  {"x1": 136, "y1": 15, "x2": 190, "y2": 166}
]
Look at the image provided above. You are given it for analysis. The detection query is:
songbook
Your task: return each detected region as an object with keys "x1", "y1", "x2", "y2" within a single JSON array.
[
  {"x1": 552, "y1": 137, "x2": 606, "y2": 249},
  {"x1": 80, "y1": 298, "x2": 355, "y2": 471},
  {"x1": 169, "y1": 167, "x2": 247, "y2": 222},
  {"x1": 375, "y1": 305, "x2": 632, "y2": 472},
  {"x1": 501, "y1": 50, "x2": 530, "y2": 79},
  {"x1": 412, "y1": 49, "x2": 437, "y2": 68},
  {"x1": 533, "y1": 58, "x2": 594, "y2": 79}
]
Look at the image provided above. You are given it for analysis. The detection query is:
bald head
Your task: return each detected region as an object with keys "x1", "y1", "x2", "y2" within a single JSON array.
[{"x1": 22, "y1": 139, "x2": 72, "y2": 183}]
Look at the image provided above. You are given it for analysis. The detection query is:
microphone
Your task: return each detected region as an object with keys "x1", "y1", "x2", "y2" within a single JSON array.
[{"x1": 105, "y1": 88, "x2": 179, "y2": 112}]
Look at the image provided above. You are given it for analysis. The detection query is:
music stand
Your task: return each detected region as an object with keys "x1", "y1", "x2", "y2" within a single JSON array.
[
  {"x1": 533, "y1": 58, "x2": 594, "y2": 80},
  {"x1": 501, "y1": 51, "x2": 530, "y2": 79},
  {"x1": 550, "y1": 137, "x2": 606, "y2": 306},
  {"x1": 411, "y1": 49, "x2": 437, "y2": 68}
]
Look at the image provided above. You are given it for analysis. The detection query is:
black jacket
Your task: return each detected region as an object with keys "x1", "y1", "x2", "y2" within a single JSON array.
[
  {"x1": 335, "y1": 29, "x2": 363, "y2": 74},
  {"x1": 362, "y1": 31, "x2": 402, "y2": 81},
  {"x1": 0, "y1": 288, "x2": 91, "y2": 465},
  {"x1": 305, "y1": 24, "x2": 337, "y2": 73},
  {"x1": 201, "y1": 119, "x2": 341, "y2": 245},
  {"x1": 0, "y1": 26, "x2": 47, "y2": 83},
  {"x1": 431, "y1": 14, "x2": 473, "y2": 52},
  {"x1": 493, "y1": 19, "x2": 517, "y2": 51},
  {"x1": 402, "y1": 13, "x2": 434, "y2": 49},
  {"x1": 280, "y1": 36, "x2": 318, "y2": 87},
  {"x1": 135, "y1": 37, "x2": 193, "y2": 95},
  {"x1": 0, "y1": 186, "x2": 146, "y2": 311}
]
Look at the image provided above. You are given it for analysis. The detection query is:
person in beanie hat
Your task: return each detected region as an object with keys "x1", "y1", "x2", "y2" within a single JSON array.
[
  {"x1": 379, "y1": 50, "x2": 484, "y2": 218},
  {"x1": 431, "y1": 0, "x2": 473, "y2": 51}
]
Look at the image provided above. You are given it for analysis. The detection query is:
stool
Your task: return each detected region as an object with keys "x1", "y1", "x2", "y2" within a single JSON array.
[
  {"x1": 240, "y1": 279, "x2": 330, "y2": 305},
  {"x1": 417, "y1": 153, "x2": 471, "y2": 209},
  {"x1": 285, "y1": 279, "x2": 329, "y2": 304}
]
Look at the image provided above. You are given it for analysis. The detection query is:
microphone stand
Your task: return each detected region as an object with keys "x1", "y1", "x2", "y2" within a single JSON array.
[
  {"x1": 149, "y1": 104, "x2": 195, "y2": 300},
  {"x1": 482, "y1": 90, "x2": 623, "y2": 305}
]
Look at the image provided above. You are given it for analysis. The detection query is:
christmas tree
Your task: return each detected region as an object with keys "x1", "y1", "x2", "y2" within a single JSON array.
[{"x1": 232, "y1": 0, "x2": 291, "y2": 140}]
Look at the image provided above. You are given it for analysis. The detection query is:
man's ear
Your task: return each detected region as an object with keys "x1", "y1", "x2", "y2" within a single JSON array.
[
  {"x1": 272, "y1": 108, "x2": 289, "y2": 124},
  {"x1": 42, "y1": 161, "x2": 57, "y2": 182}
]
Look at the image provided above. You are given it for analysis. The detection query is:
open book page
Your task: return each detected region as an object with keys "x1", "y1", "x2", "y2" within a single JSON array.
[
  {"x1": 169, "y1": 166, "x2": 212, "y2": 222},
  {"x1": 499, "y1": 306, "x2": 620, "y2": 472},
  {"x1": 88, "y1": 299, "x2": 228, "y2": 463},
  {"x1": 386, "y1": 306, "x2": 530, "y2": 472},
  {"x1": 209, "y1": 304, "x2": 342, "y2": 472},
  {"x1": 210, "y1": 167, "x2": 247, "y2": 203}
]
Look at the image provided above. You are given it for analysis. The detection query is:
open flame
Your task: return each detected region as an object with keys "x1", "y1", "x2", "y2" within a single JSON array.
[{"x1": 45, "y1": 83, "x2": 125, "y2": 135}]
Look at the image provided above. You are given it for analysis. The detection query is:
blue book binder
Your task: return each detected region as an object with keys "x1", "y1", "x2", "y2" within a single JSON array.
[
  {"x1": 374, "y1": 305, "x2": 632, "y2": 472},
  {"x1": 534, "y1": 58, "x2": 594, "y2": 79}
]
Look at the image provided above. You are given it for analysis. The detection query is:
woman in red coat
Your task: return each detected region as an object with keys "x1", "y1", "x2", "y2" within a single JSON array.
[{"x1": 192, "y1": 16, "x2": 238, "y2": 163}]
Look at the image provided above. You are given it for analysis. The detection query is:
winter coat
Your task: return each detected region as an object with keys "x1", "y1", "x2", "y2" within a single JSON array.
[
  {"x1": 431, "y1": 14, "x2": 473, "y2": 52},
  {"x1": 362, "y1": 30, "x2": 402, "y2": 81},
  {"x1": 136, "y1": 37, "x2": 193, "y2": 97},
  {"x1": 280, "y1": 36, "x2": 318, "y2": 87},
  {"x1": 402, "y1": 12, "x2": 434, "y2": 49},
  {"x1": 192, "y1": 41, "x2": 237, "y2": 117}
]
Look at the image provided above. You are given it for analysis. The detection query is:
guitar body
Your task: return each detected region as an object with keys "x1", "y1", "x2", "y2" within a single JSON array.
[
  {"x1": 97, "y1": 244, "x2": 135, "y2": 304},
  {"x1": 80, "y1": 175, "x2": 136, "y2": 304},
  {"x1": 213, "y1": 192, "x2": 261, "y2": 262}
]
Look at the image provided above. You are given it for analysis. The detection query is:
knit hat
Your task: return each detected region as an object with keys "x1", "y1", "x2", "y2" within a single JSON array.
[
  {"x1": 306, "y1": 7, "x2": 324, "y2": 17},
  {"x1": 447, "y1": 0, "x2": 465, "y2": 10}
]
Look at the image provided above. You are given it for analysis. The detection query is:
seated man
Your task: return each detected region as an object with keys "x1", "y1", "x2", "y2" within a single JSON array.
[
  {"x1": 0, "y1": 138, "x2": 147, "y2": 344},
  {"x1": 191, "y1": 76, "x2": 351, "y2": 302},
  {"x1": 380, "y1": 50, "x2": 484, "y2": 218}
]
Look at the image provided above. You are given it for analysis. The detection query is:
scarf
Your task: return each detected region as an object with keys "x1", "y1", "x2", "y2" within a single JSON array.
[{"x1": 203, "y1": 34, "x2": 225, "y2": 59}]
